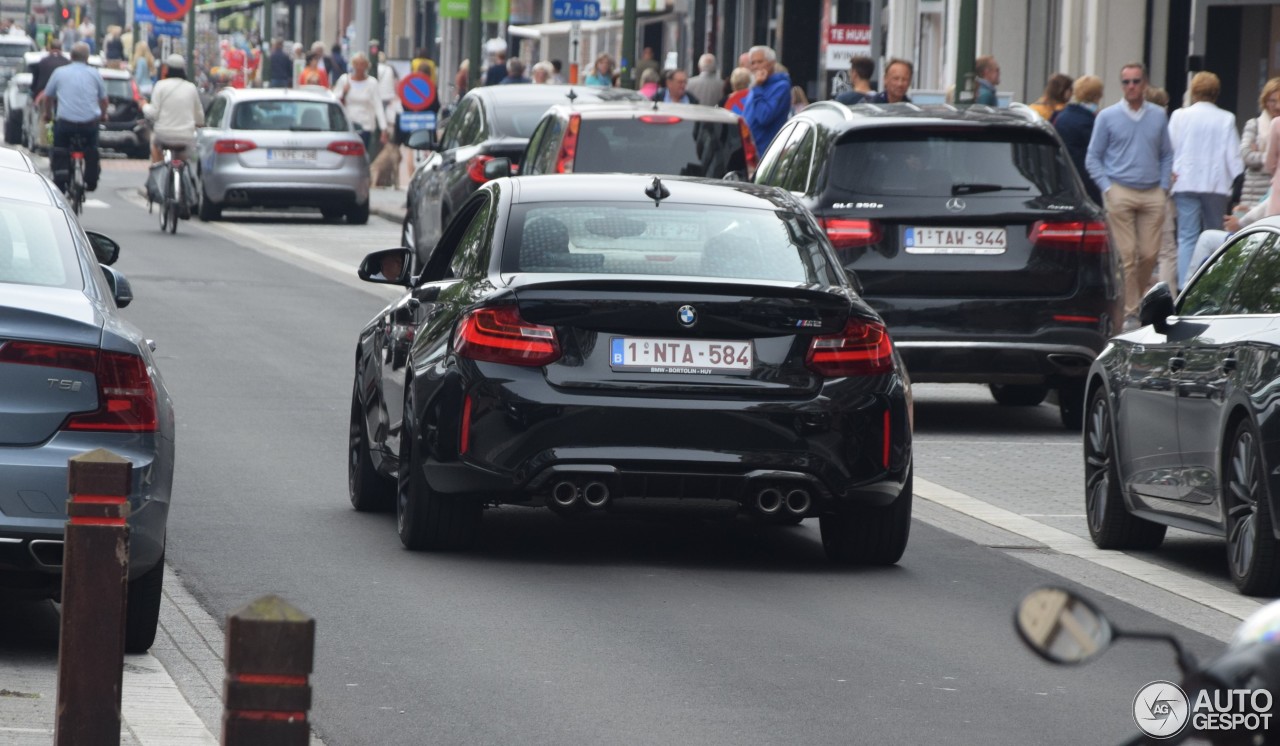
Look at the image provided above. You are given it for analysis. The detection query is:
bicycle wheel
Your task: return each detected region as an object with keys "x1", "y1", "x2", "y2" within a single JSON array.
[
  {"x1": 169, "y1": 169, "x2": 181, "y2": 234},
  {"x1": 71, "y1": 156, "x2": 85, "y2": 215}
]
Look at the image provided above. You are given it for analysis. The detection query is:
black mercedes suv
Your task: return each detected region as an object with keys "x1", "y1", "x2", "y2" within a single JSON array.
[{"x1": 754, "y1": 101, "x2": 1120, "y2": 428}]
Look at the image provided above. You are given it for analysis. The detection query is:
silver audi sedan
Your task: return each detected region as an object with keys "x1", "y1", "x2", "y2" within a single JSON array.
[
  {"x1": 194, "y1": 86, "x2": 371, "y2": 223},
  {"x1": 0, "y1": 159, "x2": 175, "y2": 653}
]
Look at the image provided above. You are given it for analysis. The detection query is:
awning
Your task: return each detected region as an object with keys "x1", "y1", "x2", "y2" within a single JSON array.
[{"x1": 508, "y1": 19, "x2": 624, "y2": 40}]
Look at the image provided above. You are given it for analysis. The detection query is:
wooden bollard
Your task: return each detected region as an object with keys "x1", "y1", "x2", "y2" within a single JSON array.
[
  {"x1": 222, "y1": 595, "x2": 315, "y2": 746},
  {"x1": 55, "y1": 448, "x2": 133, "y2": 746}
]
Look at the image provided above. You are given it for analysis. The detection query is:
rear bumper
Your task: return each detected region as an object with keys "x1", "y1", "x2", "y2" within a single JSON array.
[
  {"x1": 202, "y1": 160, "x2": 370, "y2": 207},
  {"x1": 0, "y1": 431, "x2": 173, "y2": 598},
  {"x1": 896, "y1": 340, "x2": 1101, "y2": 385},
  {"x1": 415, "y1": 373, "x2": 912, "y2": 515}
]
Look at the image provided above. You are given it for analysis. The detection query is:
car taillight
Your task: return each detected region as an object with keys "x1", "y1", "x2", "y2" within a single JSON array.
[
  {"x1": 328, "y1": 140, "x2": 365, "y2": 157},
  {"x1": 454, "y1": 307, "x2": 561, "y2": 367},
  {"x1": 737, "y1": 116, "x2": 758, "y2": 177},
  {"x1": 0, "y1": 340, "x2": 97, "y2": 371},
  {"x1": 805, "y1": 318, "x2": 894, "y2": 377},
  {"x1": 1030, "y1": 220, "x2": 1109, "y2": 253},
  {"x1": 819, "y1": 217, "x2": 881, "y2": 250},
  {"x1": 15, "y1": 347, "x2": 159, "y2": 432},
  {"x1": 556, "y1": 113, "x2": 581, "y2": 174},
  {"x1": 638, "y1": 114, "x2": 682, "y2": 124},
  {"x1": 214, "y1": 139, "x2": 256, "y2": 154},
  {"x1": 466, "y1": 154, "x2": 495, "y2": 184}
]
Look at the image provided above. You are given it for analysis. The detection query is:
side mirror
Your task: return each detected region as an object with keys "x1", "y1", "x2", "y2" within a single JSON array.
[
  {"x1": 483, "y1": 157, "x2": 512, "y2": 180},
  {"x1": 358, "y1": 248, "x2": 413, "y2": 285},
  {"x1": 1138, "y1": 282, "x2": 1175, "y2": 334},
  {"x1": 407, "y1": 129, "x2": 437, "y2": 151},
  {"x1": 1013, "y1": 586, "x2": 1114, "y2": 666},
  {"x1": 101, "y1": 266, "x2": 133, "y2": 308},
  {"x1": 85, "y1": 231, "x2": 120, "y2": 265},
  {"x1": 844, "y1": 267, "x2": 864, "y2": 295}
]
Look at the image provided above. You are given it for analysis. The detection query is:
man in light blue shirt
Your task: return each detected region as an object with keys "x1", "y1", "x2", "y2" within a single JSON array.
[
  {"x1": 38, "y1": 42, "x2": 107, "y2": 193},
  {"x1": 1085, "y1": 62, "x2": 1173, "y2": 327}
]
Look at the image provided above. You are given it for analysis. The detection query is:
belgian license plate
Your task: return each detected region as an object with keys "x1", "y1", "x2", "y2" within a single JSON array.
[
  {"x1": 266, "y1": 148, "x2": 317, "y2": 163},
  {"x1": 610, "y1": 337, "x2": 753, "y2": 374},
  {"x1": 904, "y1": 226, "x2": 1007, "y2": 255}
]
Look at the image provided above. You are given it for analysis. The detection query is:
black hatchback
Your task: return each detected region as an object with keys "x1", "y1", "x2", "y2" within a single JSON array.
[{"x1": 754, "y1": 102, "x2": 1120, "y2": 428}]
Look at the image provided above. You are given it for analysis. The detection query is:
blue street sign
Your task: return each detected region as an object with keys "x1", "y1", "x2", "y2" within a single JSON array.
[
  {"x1": 134, "y1": 0, "x2": 183, "y2": 36},
  {"x1": 399, "y1": 112, "x2": 437, "y2": 133},
  {"x1": 551, "y1": 0, "x2": 600, "y2": 21}
]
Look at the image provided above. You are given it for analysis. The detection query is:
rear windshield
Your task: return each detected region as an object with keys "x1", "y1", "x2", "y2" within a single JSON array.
[
  {"x1": 231, "y1": 100, "x2": 349, "y2": 131},
  {"x1": 576, "y1": 118, "x2": 746, "y2": 178},
  {"x1": 492, "y1": 101, "x2": 556, "y2": 138},
  {"x1": 503, "y1": 202, "x2": 837, "y2": 284},
  {"x1": 0, "y1": 42, "x2": 32, "y2": 60},
  {"x1": 104, "y1": 78, "x2": 132, "y2": 99},
  {"x1": 0, "y1": 202, "x2": 81, "y2": 290},
  {"x1": 829, "y1": 128, "x2": 1076, "y2": 198}
]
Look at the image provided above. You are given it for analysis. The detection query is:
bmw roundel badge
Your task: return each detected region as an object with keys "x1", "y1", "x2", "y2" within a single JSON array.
[{"x1": 677, "y1": 305, "x2": 697, "y2": 327}]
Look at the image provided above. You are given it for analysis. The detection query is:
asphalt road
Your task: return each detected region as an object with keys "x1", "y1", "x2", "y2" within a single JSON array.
[{"x1": 41, "y1": 163, "x2": 1242, "y2": 745}]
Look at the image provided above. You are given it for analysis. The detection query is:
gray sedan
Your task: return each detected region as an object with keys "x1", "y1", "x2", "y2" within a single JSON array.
[
  {"x1": 0, "y1": 160, "x2": 175, "y2": 653},
  {"x1": 195, "y1": 86, "x2": 371, "y2": 223}
]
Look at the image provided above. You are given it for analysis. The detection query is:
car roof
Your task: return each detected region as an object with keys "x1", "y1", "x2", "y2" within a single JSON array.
[
  {"x1": 0, "y1": 146, "x2": 39, "y2": 174},
  {"x1": 218, "y1": 86, "x2": 338, "y2": 103},
  {"x1": 547, "y1": 100, "x2": 740, "y2": 122},
  {"x1": 508, "y1": 173, "x2": 798, "y2": 211},
  {"x1": 0, "y1": 169, "x2": 60, "y2": 206},
  {"x1": 468, "y1": 84, "x2": 645, "y2": 106},
  {"x1": 796, "y1": 101, "x2": 1050, "y2": 133}
]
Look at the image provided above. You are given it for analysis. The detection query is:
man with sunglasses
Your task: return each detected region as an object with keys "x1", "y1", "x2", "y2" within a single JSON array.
[{"x1": 1085, "y1": 63, "x2": 1173, "y2": 331}]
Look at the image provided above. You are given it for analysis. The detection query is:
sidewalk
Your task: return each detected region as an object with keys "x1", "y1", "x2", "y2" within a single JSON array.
[{"x1": 369, "y1": 185, "x2": 408, "y2": 224}]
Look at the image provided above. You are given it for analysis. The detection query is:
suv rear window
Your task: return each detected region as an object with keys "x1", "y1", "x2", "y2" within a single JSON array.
[
  {"x1": 829, "y1": 128, "x2": 1076, "y2": 198},
  {"x1": 576, "y1": 118, "x2": 746, "y2": 178},
  {"x1": 103, "y1": 78, "x2": 132, "y2": 99},
  {"x1": 231, "y1": 100, "x2": 349, "y2": 131},
  {"x1": 503, "y1": 202, "x2": 836, "y2": 284},
  {"x1": 0, "y1": 41, "x2": 32, "y2": 60}
]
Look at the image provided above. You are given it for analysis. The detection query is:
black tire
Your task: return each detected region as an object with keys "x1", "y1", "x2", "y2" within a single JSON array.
[
  {"x1": 1083, "y1": 388, "x2": 1166, "y2": 549},
  {"x1": 166, "y1": 202, "x2": 178, "y2": 234},
  {"x1": 347, "y1": 200, "x2": 370, "y2": 225},
  {"x1": 396, "y1": 384, "x2": 481, "y2": 550},
  {"x1": 197, "y1": 182, "x2": 221, "y2": 221},
  {"x1": 1058, "y1": 379, "x2": 1086, "y2": 430},
  {"x1": 349, "y1": 383, "x2": 395, "y2": 512},
  {"x1": 4, "y1": 113, "x2": 20, "y2": 145},
  {"x1": 820, "y1": 469, "x2": 912, "y2": 565},
  {"x1": 1225, "y1": 418, "x2": 1280, "y2": 596},
  {"x1": 124, "y1": 555, "x2": 164, "y2": 653},
  {"x1": 989, "y1": 383, "x2": 1048, "y2": 406}
]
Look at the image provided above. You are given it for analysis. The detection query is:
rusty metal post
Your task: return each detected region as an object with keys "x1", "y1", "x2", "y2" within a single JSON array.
[
  {"x1": 55, "y1": 449, "x2": 133, "y2": 746},
  {"x1": 222, "y1": 595, "x2": 314, "y2": 746}
]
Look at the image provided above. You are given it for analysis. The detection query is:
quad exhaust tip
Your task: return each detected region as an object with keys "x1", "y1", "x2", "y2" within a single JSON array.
[
  {"x1": 755, "y1": 487, "x2": 784, "y2": 515},
  {"x1": 583, "y1": 481, "x2": 610, "y2": 508},
  {"x1": 785, "y1": 489, "x2": 811, "y2": 516},
  {"x1": 551, "y1": 480, "x2": 579, "y2": 509},
  {"x1": 28, "y1": 539, "x2": 64, "y2": 568}
]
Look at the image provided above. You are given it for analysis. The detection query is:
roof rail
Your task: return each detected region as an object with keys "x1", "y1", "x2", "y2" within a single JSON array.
[
  {"x1": 805, "y1": 100, "x2": 854, "y2": 120},
  {"x1": 1006, "y1": 101, "x2": 1042, "y2": 123}
]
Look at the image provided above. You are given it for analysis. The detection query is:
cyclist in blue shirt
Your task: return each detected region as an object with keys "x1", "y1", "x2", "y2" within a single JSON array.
[{"x1": 37, "y1": 42, "x2": 107, "y2": 194}]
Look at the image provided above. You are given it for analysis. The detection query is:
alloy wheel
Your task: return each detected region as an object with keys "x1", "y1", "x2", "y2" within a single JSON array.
[
  {"x1": 1227, "y1": 429, "x2": 1260, "y2": 580},
  {"x1": 1084, "y1": 396, "x2": 1111, "y2": 535}
]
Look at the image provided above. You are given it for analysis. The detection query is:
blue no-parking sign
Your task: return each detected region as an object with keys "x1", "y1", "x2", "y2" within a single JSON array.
[{"x1": 397, "y1": 74, "x2": 436, "y2": 112}]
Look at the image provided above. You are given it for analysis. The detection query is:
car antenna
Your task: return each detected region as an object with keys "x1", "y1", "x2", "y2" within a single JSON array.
[
  {"x1": 645, "y1": 176, "x2": 670, "y2": 206},
  {"x1": 566, "y1": 88, "x2": 578, "y2": 105},
  {"x1": 651, "y1": 98, "x2": 659, "y2": 111}
]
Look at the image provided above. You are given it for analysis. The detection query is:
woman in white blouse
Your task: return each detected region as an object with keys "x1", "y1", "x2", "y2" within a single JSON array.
[{"x1": 332, "y1": 52, "x2": 388, "y2": 159}]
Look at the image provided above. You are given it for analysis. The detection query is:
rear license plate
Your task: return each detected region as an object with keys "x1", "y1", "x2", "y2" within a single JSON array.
[
  {"x1": 904, "y1": 227, "x2": 1007, "y2": 255},
  {"x1": 266, "y1": 148, "x2": 317, "y2": 163},
  {"x1": 610, "y1": 337, "x2": 753, "y2": 374}
]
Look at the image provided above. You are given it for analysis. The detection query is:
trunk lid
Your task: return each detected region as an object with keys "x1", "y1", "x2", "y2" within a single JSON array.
[{"x1": 512, "y1": 277, "x2": 852, "y2": 397}]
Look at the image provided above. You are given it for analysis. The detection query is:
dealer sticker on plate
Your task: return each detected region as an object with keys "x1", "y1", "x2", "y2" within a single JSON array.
[
  {"x1": 610, "y1": 337, "x2": 752, "y2": 375},
  {"x1": 904, "y1": 227, "x2": 1007, "y2": 255}
]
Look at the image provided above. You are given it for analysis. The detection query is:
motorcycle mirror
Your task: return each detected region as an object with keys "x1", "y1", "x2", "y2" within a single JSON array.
[{"x1": 1013, "y1": 586, "x2": 1115, "y2": 665}]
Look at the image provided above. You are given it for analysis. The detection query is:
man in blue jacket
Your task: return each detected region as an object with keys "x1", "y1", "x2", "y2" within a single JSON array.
[{"x1": 743, "y1": 46, "x2": 791, "y2": 151}]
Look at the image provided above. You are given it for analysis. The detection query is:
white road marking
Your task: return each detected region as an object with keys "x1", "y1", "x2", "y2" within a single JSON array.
[
  {"x1": 83, "y1": 199, "x2": 110, "y2": 208},
  {"x1": 914, "y1": 477, "x2": 1264, "y2": 620}
]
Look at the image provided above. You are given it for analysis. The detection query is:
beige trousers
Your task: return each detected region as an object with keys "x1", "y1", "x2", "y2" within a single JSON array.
[{"x1": 1104, "y1": 183, "x2": 1166, "y2": 318}]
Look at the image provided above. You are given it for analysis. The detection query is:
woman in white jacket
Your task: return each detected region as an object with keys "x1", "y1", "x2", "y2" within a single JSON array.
[
  {"x1": 143, "y1": 54, "x2": 204, "y2": 162},
  {"x1": 332, "y1": 52, "x2": 387, "y2": 160}
]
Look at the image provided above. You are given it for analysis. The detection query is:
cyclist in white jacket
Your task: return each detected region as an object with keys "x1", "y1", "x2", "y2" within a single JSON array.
[{"x1": 143, "y1": 54, "x2": 204, "y2": 162}]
